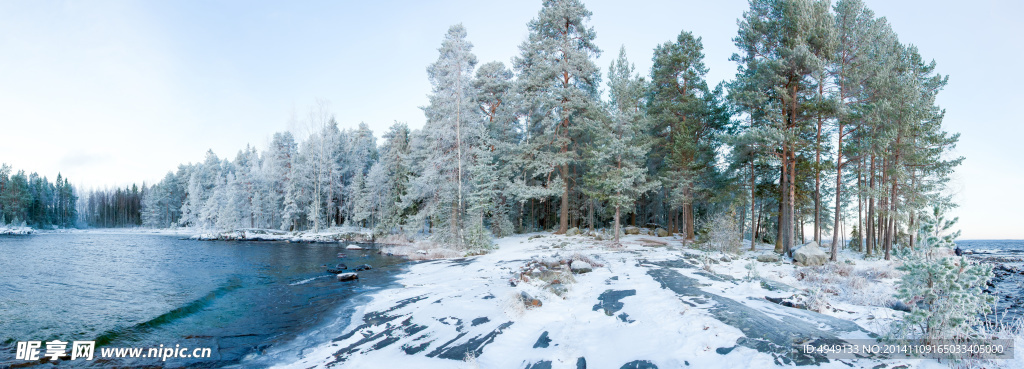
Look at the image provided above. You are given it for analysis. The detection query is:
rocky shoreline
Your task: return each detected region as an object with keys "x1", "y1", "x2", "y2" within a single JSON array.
[
  {"x1": 968, "y1": 253, "x2": 1024, "y2": 321},
  {"x1": 0, "y1": 226, "x2": 33, "y2": 235},
  {"x1": 188, "y1": 228, "x2": 377, "y2": 243}
]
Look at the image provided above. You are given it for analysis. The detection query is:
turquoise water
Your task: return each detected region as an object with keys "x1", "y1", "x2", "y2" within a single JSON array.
[{"x1": 0, "y1": 233, "x2": 408, "y2": 367}]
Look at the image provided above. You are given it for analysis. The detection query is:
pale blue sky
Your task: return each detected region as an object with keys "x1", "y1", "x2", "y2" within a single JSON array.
[{"x1": 0, "y1": 0, "x2": 1020, "y2": 239}]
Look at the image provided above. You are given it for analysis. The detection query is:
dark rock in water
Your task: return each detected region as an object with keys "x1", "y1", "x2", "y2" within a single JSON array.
[
  {"x1": 620, "y1": 360, "x2": 658, "y2": 369},
  {"x1": 327, "y1": 264, "x2": 348, "y2": 273},
  {"x1": 354, "y1": 264, "x2": 372, "y2": 271},
  {"x1": 471, "y1": 317, "x2": 490, "y2": 326},
  {"x1": 336, "y1": 272, "x2": 358, "y2": 281},
  {"x1": 525, "y1": 361, "x2": 552, "y2": 369},
  {"x1": 716, "y1": 346, "x2": 736, "y2": 355},
  {"x1": 576, "y1": 357, "x2": 587, "y2": 369},
  {"x1": 533, "y1": 331, "x2": 551, "y2": 348}
]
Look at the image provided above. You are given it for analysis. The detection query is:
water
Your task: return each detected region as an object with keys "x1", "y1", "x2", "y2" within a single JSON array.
[
  {"x1": 0, "y1": 232, "x2": 409, "y2": 367},
  {"x1": 956, "y1": 239, "x2": 1024, "y2": 322}
]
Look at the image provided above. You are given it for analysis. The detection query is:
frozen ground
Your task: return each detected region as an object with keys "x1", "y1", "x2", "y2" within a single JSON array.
[
  {"x1": 269, "y1": 233, "x2": 1009, "y2": 369},
  {"x1": 0, "y1": 225, "x2": 34, "y2": 235}
]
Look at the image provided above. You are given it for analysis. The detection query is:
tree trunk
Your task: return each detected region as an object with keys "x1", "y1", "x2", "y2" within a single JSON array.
[
  {"x1": 830, "y1": 120, "x2": 845, "y2": 261},
  {"x1": 614, "y1": 205, "x2": 621, "y2": 245},
  {"x1": 750, "y1": 161, "x2": 757, "y2": 251},
  {"x1": 558, "y1": 162, "x2": 569, "y2": 234}
]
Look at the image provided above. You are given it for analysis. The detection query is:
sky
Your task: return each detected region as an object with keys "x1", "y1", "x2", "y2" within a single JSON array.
[{"x1": 0, "y1": 0, "x2": 1020, "y2": 239}]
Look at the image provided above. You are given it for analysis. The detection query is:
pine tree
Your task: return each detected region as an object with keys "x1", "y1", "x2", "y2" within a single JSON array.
[
  {"x1": 512, "y1": 0, "x2": 602, "y2": 234},
  {"x1": 584, "y1": 47, "x2": 657, "y2": 244},
  {"x1": 892, "y1": 205, "x2": 993, "y2": 343},
  {"x1": 409, "y1": 24, "x2": 481, "y2": 246}
]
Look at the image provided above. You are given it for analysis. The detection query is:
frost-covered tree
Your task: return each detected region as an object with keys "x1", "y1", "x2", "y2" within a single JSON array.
[
  {"x1": 891, "y1": 205, "x2": 993, "y2": 343},
  {"x1": 512, "y1": 0, "x2": 601, "y2": 234},
  {"x1": 408, "y1": 24, "x2": 482, "y2": 246},
  {"x1": 584, "y1": 47, "x2": 657, "y2": 244},
  {"x1": 369, "y1": 122, "x2": 413, "y2": 234}
]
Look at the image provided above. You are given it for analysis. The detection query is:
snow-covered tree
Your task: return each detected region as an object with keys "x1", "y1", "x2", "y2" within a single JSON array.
[
  {"x1": 891, "y1": 205, "x2": 994, "y2": 343},
  {"x1": 408, "y1": 24, "x2": 482, "y2": 246},
  {"x1": 512, "y1": 0, "x2": 602, "y2": 234},
  {"x1": 584, "y1": 47, "x2": 657, "y2": 244}
]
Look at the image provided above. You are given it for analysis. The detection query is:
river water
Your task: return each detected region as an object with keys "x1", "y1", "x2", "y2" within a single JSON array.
[
  {"x1": 957, "y1": 239, "x2": 1024, "y2": 323},
  {"x1": 0, "y1": 232, "x2": 409, "y2": 368}
]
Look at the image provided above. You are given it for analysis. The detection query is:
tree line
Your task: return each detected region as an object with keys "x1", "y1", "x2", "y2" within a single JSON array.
[
  {"x1": 123, "y1": 0, "x2": 960, "y2": 258},
  {"x1": 0, "y1": 164, "x2": 77, "y2": 228}
]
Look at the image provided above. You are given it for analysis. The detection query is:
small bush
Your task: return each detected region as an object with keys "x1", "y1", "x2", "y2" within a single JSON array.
[{"x1": 697, "y1": 212, "x2": 742, "y2": 255}]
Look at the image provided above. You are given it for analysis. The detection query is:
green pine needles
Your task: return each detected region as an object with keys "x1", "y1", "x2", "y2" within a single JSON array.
[{"x1": 890, "y1": 205, "x2": 994, "y2": 344}]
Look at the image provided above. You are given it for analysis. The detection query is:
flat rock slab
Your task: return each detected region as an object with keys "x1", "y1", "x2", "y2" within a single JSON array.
[
  {"x1": 646, "y1": 260, "x2": 873, "y2": 365},
  {"x1": 593, "y1": 289, "x2": 636, "y2": 316}
]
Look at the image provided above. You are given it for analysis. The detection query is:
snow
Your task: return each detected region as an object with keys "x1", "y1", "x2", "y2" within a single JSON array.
[
  {"x1": 0, "y1": 225, "x2": 33, "y2": 235},
  {"x1": 267, "y1": 233, "x2": 965, "y2": 369}
]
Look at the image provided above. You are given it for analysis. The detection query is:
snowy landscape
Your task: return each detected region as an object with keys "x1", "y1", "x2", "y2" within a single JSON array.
[{"x1": 2, "y1": 0, "x2": 1021, "y2": 368}]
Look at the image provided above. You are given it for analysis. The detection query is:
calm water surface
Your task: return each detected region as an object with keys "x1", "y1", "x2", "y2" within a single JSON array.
[{"x1": 0, "y1": 232, "x2": 409, "y2": 367}]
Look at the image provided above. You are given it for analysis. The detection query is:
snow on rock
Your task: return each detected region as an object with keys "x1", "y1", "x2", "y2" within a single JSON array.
[
  {"x1": 346, "y1": 244, "x2": 364, "y2": 250},
  {"x1": 336, "y1": 272, "x2": 358, "y2": 282},
  {"x1": 0, "y1": 225, "x2": 34, "y2": 235},
  {"x1": 792, "y1": 241, "x2": 828, "y2": 266},
  {"x1": 269, "y1": 233, "x2": 938, "y2": 369},
  {"x1": 188, "y1": 227, "x2": 376, "y2": 243},
  {"x1": 569, "y1": 260, "x2": 593, "y2": 274}
]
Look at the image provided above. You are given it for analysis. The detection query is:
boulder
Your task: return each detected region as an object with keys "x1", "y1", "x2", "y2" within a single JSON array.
[
  {"x1": 353, "y1": 264, "x2": 373, "y2": 271},
  {"x1": 756, "y1": 254, "x2": 780, "y2": 263},
  {"x1": 624, "y1": 226, "x2": 641, "y2": 235},
  {"x1": 416, "y1": 250, "x2": 427, "y2": 255},
  {"x1": 566, "y1": 227, "x2": 581, "y2": 236},
  {"x1": 327, "y1": 263, "x2": 348, "y2": 274},
  {"x1": 792, "y1": 241, "x2": 828, "y2": 266},
  {"x1": 520, "y1": 291, "x2": 543, "y2": 307},
  {"x1": 336, "y1": 272, "x2": 358, "y2": 282},
  {"x1": 570, "y1": 260, "x2": 593, "y2": 274},
  {"x1": 720, "y1": 255, "x2": 732, "y2": 263},
  {"x1": 548, "y1": 283, "x2": 568, "y2": 296},
  {"x1": 346, "y1": 244, "x2": 363, "y2": 250},
  {"x1": 655, "y1": 228, "x2": 669, "y2": 237}
]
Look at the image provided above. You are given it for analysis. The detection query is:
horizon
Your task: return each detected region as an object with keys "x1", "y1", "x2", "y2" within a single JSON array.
[{"x1": 1, "y1": 0, "x2": 1020, "y2": 239}]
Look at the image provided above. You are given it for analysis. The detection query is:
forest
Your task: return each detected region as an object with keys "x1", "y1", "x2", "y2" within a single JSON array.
[{"x1": 3, "y1": 0, "x2": 961, "y2": 262}]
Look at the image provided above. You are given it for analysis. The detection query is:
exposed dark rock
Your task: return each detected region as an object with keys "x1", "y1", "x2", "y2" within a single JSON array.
[
  {"x1": 354, "y1": 264, "x2": 372, "y2": 271},
  {"x1": 533, "y1": 331, "x2": 551, "y2": 348},
  {"x1": 520, "y1": 291, "x2": 543, "y2": 308},
  {"x1": 526, "y1": 361, "x2": 552, "y2": 369},
  {"x1": 620, "y1": 360, "x2": 658, "y2": 369},
  {"x1": 576, "y1": 357, "x2": 587, "y2": 369},
  {"x1": 327, "y1": 264, "x2": 348, "y2": 273},
  {"x1": 471, "y1": 317, "x2": 490, "y2": 326},
  {"x1": 336, "y1": 273, "x2": 358, "y2": 282},
  {"x1": 593, "y1": 289, "x2": 636, "y2": 315},
  {"x1": 646, "y1": 261, "x2": 873, "y2": 365}
]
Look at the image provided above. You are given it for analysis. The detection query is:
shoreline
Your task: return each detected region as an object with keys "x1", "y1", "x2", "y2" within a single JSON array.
[{"x1": 268, "y1": 233, "x2": 1024, "y2": 369}]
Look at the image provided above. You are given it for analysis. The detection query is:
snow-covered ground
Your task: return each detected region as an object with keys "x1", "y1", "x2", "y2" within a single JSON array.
[
  {"x1": 270, "y1": 233, "x2": 1016, "y2": 369},
  {"x1": 189, "y1": 227, "x2": 375, "y2": 243},
  {"x1": 0, "y1": 225, "x2": 33, "y2": 235}
]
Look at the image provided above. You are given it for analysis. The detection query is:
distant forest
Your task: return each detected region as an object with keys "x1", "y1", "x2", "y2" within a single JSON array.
[{"x1": 2, "y1": 0, "x2": 961, "y2": 261}]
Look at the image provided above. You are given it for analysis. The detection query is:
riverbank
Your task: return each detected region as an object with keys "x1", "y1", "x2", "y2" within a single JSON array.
[
  {"x1": 0, "y1": 225, "x2": 33, "y2": 235},
  {"x1": 272, "y1": 233, "x2": 1023, "y2": 369}
]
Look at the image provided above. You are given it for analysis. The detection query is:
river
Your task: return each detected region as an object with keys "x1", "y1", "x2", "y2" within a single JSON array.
[{"x1": 0, "y1": 232, "x2": 409, "y2": 368}]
